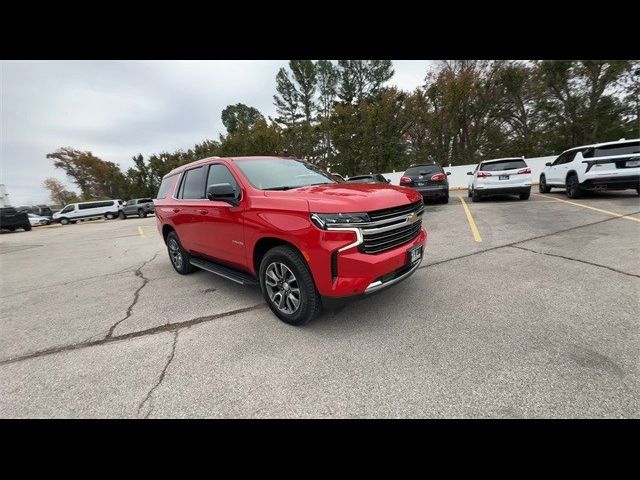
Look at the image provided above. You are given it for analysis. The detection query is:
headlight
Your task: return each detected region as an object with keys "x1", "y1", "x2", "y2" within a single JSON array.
[{"x1": 310, "y1": 212, "x2": 370, "y2": 229}]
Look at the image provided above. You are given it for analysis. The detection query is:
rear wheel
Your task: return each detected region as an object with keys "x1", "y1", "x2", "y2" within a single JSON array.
[
  {"x1": 566, "y1": 174, "x2": 582, "y2": 199},
  {"x1": 441, "y1": 194, "x2": 449, "y2": 204},
  {"x1": 118, "y1": 210, "x2": 126, "y2": 219},
  {"x1": 472, "y1": 189, "x2": 481, "y2": 202},
  {"x1": 259, "y1": 245, "x2": 322, "y2": 326},
  {"x1": 138, "y1": 209, "x2": 147, "y2": 218},
  {"x1": 468, "y1": 189, "x2": 472, "y2": 198},
  {"x1": 23, "y1": 224, "x2": 32, "y2": 231},
  {"x1": 166, "y1": 231, "x2": 196, "y2": 275},
  {"x1": 539, "y1": 175, "x2": 551, "y2": 193}
]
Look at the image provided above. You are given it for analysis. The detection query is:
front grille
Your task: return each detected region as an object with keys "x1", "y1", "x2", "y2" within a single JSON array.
[
  {"x1": 359, "y1": 200, "x2": 424, "y2": 254},
  {"x1": 361, "y1": 220, "x2": 422, "y2": 254}
]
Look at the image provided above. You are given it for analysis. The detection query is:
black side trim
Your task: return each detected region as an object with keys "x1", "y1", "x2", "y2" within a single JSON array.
[{"x1": 189, "y1": 257, "x2": 258, "y2": 285}]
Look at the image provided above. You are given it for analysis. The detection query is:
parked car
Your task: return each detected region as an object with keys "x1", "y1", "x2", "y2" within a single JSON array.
[
  {"x1": 120, "y1": 198, "x2": 155, "y2": 218},
  {"x1": 17, "y1": 205, "x2": 53, "y2": 218},
  {"x1": 0, "y1": 207, "x2": 31, "y2": 232},
  {"x1": 52, "y1": 199, "x2": 122, "y2": 225},
  {"x1": 28, "y1": 213, "x2": 51, "y2": 226},
  {"x1": 539, "y1": 138, "x2": 640, "y2": 198},
  {"x1": 346, "y1": 174, "x2": 391, "y2": 184},
  {"x1": 467, "y1": 157, "x2": 531, "y2": 202},
  {"x1": 155, "y1": 156, "x2": 426, "y2": 326},
  {"x1": 399, "y1": 163, "x2": 451, "y2": 203}
]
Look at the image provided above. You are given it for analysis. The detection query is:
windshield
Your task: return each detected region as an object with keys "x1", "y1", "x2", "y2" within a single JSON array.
[
  {"x1": 481, "y1": 159, "x2": 527, "y2": 171},
  {"x1": 234, "y1": 158, "x2": 336, "y2": 190}
]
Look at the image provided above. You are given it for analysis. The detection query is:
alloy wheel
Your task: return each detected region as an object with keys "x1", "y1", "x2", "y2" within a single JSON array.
[
  {"x1": 264, "y1": 262, "x2": 301, "y2": 314},
  {"x1": 168, "y1": 238, "x2": 183, "y2": 270}
]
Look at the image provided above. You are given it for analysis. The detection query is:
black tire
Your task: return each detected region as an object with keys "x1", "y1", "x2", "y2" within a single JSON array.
[
  {"x1": 105, "y1": 212, "x2": 115, "y2": 220},
  {"x1": 468, "y1": 189, "x2": 472, "y2": 198},
  {"x1": 566, "y1": 174, "x2": 582, "y2": 199},
  {"x1": 519, "y1": 190, "x2": 530, "y2": 200},
  {"x1": 441, "y1": 195, "x2": 449, "y2": 204},
  {"x1": 259, "y1": 245, "x2": 322, "y2": 326},
  {"x1": 166, "y1": 231, "x2": 196, "y2": 275},
  {"x1": 539, "y1": 175, "x2": 551, "y2": 193},
  {"x1": 118, "y1": 210, "x2": 126, "y2": 219},
  {"x1": 138, "y1": 209, "x2": 147, "y2": 218},
  {"x1": 472, "y1": 189, "x2": 481, "y2": 202},
  {"x1": 23, "y1": 224, "x2": 32, "y2": 231},
  {"x1": 636, "y1": 187, "x2": 639, "y2": 196},
  {"x1": 59, "y1": 217, "x2": 69, "y2": 225},
  {"x1": 8, "y1": 227, "x2": 16, "y2": 232}
]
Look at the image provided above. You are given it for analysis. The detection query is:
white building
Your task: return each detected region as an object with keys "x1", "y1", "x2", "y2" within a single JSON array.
[{"x1": 0, "y1": 184, "x2": 10, "y2": 207}]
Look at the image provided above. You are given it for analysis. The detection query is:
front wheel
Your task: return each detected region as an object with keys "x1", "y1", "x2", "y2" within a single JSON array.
[
  {"x1": 105, "y1": 212, "x2": 115, "y2": 220},
  {"x1": 23, "y1": 224, "x2": 32, "y2": 231},
  {"x1": 472, "y1": 189, "x2": 481, "y2": 202},
  {"x1": 259, "y1": 245, "x2": 322, "y2": 326},
  {"x1": 59, "y1": 217, "x2": 69, "y2": 225},
  {"x1": 566, "y1": 175, "x2": 582, "y2": 199},
  {"x1": 118, "y1": 210, "x2": 126, "y2": 219},
  {"x1": 468, "y1": 189, "x2": 472, "y2": 198},
  {"x1": 539, "y1": 175, "x2": 551, "y2": 193}
]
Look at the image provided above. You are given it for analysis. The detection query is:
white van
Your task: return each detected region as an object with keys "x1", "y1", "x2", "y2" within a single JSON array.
[{"x1": 52, "y1": 199, "x2": 123, "y2": 225}]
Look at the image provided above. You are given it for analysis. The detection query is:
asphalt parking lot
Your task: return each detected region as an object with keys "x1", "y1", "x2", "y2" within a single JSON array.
[{"x1": 1, "y1": 189, "x2": 639, "y2": 418}]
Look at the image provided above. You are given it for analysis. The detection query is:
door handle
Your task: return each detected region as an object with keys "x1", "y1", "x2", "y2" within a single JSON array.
[
  {"x1": 172, "y1": 208, "x2": 180, "y2": 213},
  {"x1": 198, "y1": 209, "x2": 208, "y2": 215}
]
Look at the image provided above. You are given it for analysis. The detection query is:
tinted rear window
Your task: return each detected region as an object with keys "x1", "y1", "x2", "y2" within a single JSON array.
[
  {"x1": 156, "y1": 175, "x2": 176, "y2": 199},
  {"x1": 583, "y1": 141, "x2": 640, "y2": 158},
  {"x1": 404, "y1": 165, "x2": 441, "y2": 176},
  {"x1": 481, "y1": 159, "x2": 527, "y2": 171},
  {"x1": 179, "y1": 167, "x2": 206, "y2": 199}
]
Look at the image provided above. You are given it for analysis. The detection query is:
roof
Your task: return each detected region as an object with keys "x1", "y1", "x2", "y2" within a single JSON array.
[
  {"x1": 562, "y1": 138, "x2": 640, "y2": 154},
  {"x1": 480, "y1": 157, "x2": 525, "y2": 164}
]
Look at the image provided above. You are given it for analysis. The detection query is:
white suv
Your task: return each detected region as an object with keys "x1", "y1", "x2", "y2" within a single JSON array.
[
  {"x1": 467, "y1": 157, "x2": 532, "y2": 202},
  {"x1": 539, "y1": 138, "x2": 640, "y2": 198}
]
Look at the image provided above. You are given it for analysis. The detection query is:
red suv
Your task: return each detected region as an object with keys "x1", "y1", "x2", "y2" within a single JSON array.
[{"x1": 155, "y1": 156, "x2": 427, "y2": 325}]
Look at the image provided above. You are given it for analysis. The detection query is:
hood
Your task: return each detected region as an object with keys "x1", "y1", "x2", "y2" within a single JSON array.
[{"x1": 264, "y1": 183, "x2": 421, "y2": 213}]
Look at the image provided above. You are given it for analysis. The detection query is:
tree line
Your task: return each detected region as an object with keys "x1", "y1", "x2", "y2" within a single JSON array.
[{"x1": 44, "y1": 60, "x2": 639, "y2": 204}]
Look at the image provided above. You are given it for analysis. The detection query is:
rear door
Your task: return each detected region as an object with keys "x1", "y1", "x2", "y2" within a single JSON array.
[
  {"x1": 478, "y1": 159, "x2": 529, "y2": 188},
  {"x1": 173, "y1": 166, "x2": 207, "y2": 252},
  {"x1": 547, "y1": 151, "x2": 576, "y2": 184}
]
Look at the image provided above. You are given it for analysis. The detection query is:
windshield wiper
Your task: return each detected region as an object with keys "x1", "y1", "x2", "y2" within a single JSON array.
[{"x1": 264, "y1": 182, "x2": 332, "y2": 191}]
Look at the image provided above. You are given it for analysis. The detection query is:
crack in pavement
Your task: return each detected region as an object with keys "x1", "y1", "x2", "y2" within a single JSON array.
[
  {"x1": 510, "y1": 245, "x2": 640, "y2": 279},
  {"x1": 105, "y1": 252, "x2": 159, "y2": 338},
  {"x1": 419, "y1": 209, "x2": 640, "y2": 270},
  {"x1": 0, "y1": 303, "x2": 267, "y2": 367},
  {"x1": 137, "y1": 330, "x2": 179, "y2": 419}
]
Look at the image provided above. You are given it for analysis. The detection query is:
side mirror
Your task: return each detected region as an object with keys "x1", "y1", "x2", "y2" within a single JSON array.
[
  {"x1": 466, "y1": 172, "x2": 473, "y2": 175},
  {"x1": 545, "y1": 162, "x2": 552, "y2": 166},
  {"x1": 386, "y1": 179, "x2": 391, "y2": 183},
  {"x1": 207, "y1": 183, "x2": 238, "y2": 205},
  {"x1": 445, "y1": 172, "x2": 451, "y2": 176}
]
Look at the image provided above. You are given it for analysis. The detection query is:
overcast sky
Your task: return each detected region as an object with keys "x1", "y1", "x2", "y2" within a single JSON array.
[{"x1": 1, "y1": 60, "x2": 435, "y2": 206}]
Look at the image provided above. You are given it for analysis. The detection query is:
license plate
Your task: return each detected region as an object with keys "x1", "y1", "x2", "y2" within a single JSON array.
[
  {"x1": 407, "y1": 245, "x2": 422, "y2": 265},
  {"x1": 626, "y1": 160, "x2": 640, "y2": 167},
  {"x1": 499, "y1": 175, "x2": 509, "y2": 180},
  {"x1": 416, "y1": 182, "x2": 425, "y2": 186}
]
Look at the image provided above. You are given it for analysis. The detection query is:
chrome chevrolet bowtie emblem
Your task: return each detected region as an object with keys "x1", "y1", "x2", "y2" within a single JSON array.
[{"x1": 407, "y1": 213, "x2": 418, "y2": 224}]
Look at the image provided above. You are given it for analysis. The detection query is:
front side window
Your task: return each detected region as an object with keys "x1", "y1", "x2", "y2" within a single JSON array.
[
  {"x1": 234, "y1": 158, "x2": 335, "y2": 190},
  {"x1": 207, "y1": 164, "x2": 239, "y2": 196},
  {"x1": 179, "y1": 167, "x2": 206, "y2": 199}
]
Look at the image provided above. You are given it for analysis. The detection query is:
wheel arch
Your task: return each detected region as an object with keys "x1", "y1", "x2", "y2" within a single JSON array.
[
  {"x1": 162, "y1": 224, "x2": 175, "y2": 244},
  {"x1": 252, "y1": 237, "x2": 307, "y2": 276}
]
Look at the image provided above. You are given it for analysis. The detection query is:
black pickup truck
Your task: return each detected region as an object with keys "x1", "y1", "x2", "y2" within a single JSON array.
[{"x1": 0, "y1": 207, "x2": 32, "y2": 232}]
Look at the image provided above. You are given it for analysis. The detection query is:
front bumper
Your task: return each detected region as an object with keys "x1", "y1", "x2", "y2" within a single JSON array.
[
  {"x1": 580, "y1": 175, "x2": 640, "y2": 191},
  {"x1": 319, "y1": 228, "x2": 426, "y2": 300}
]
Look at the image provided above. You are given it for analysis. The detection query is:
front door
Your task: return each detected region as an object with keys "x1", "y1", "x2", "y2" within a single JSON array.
[{"x1": 194, "y1": 163, "x2": 247, "y2": 270}]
